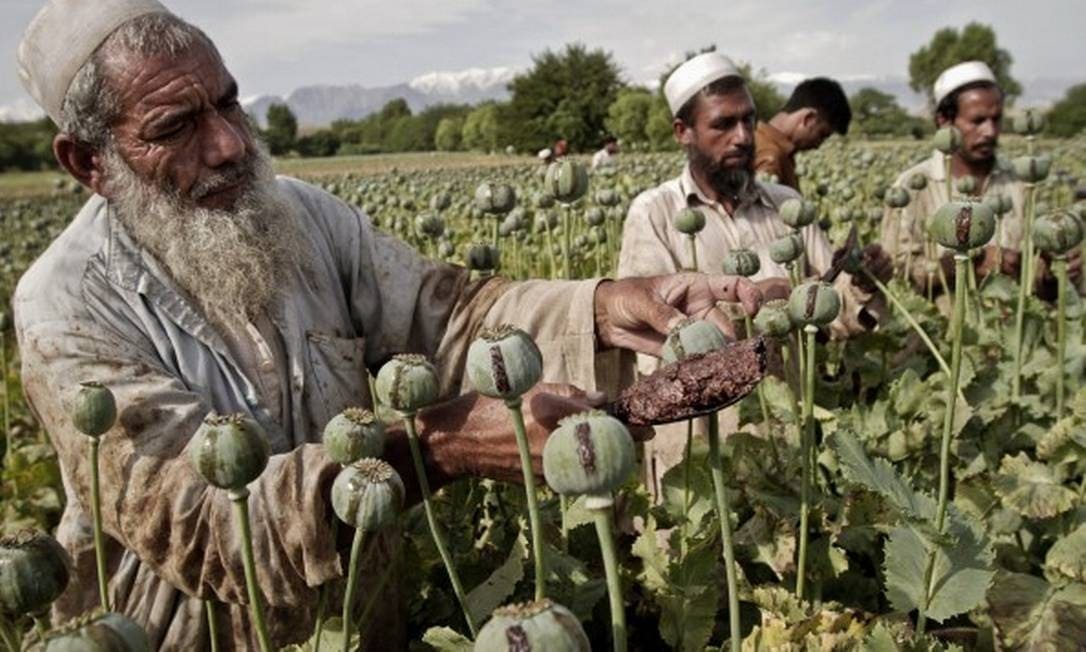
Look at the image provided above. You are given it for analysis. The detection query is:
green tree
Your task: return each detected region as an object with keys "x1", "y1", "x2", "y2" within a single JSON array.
[
  {"x1": 645, "y1": 96, "x2": 677, "y2": 151},
  {"x1": 1046, "y1": 83, "x2": 1086, "y2": 137},
  {"x1": 606, "y1": 88, "x2": 655, "y2": 145},
  {"x1": 500, "y1": 43, "x2": 624, "y2": 152},
  {"x1": 908, "y1": 23, "x2": 1022, "y2": 105},
  {"x1": 295, "y1": 129, "x2": 340, "y2": 157},
  {"x1": 850, "y1": 87, "x2": 910, "y2": 136},
  {"x1": 264, "y1": 103, "x2": 298, "y2": 155},
  {"x1": 461, "y1": 103, "x2": 502, "y2": 152},
  {"x1": 434, "y1": 116, "x2": 464, "y2": 151}
]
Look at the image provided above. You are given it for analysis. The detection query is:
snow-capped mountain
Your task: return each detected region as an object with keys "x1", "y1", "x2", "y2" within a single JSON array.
[{"x1": 408, "y1": 67, "x2": 518, "y2": 96}]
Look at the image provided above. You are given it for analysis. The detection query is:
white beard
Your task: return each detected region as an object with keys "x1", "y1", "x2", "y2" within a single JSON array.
[{"x1": 104, "y1": 141, "x2": 306, "y2": 331}]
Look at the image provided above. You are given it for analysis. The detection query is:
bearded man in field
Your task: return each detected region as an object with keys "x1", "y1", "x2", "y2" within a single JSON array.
[
  {"x1": 880, "y1": 61, "x2": 1081, "y2": 296},
  {"x1": 616, "y1": 53, "x2": 891, "y2": 498},
  {"x1": 12, "y1": 1, "x2": 764, "y2": 648}
]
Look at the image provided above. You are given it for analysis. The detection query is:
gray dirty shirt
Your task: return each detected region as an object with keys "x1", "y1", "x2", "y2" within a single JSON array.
[{"x1": 13, "y1": 177, "x2": 600, "y2": 650}]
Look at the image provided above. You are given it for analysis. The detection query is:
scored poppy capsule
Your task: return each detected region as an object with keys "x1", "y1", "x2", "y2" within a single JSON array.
[
  {"x1": 1032, "y1": 211, "x2": 1085, "y2": 255},
  {"x1": 374, "y1": 354, "x2": 440, "y2": 415},
  {"x1": 1013, "y1": 109, "x2": 1045, "y2": 136},
  {"x1": 661, "y1": 318, "x2": 728, "y2": 364},
  {"x1": 546, "y1": 159, "x2": 590, "y2": 204},
  {"x1": 330, "y1": 458, "x2": 405, "y2": 532},
  {"x1": 71, "y1": 381, "x2": 116, "y2": 439},
  {"x1": 474, "y1": 599, "x2": 590, "y2": 652},
  {"x1": 884, "y1": 186, "x2": 911, "y2": 209},
  {"x1": 932, "y1": 125, "x2": 962, "y2": 154},
  {"x1": 542, "y1": 411, "x2": 635, "y2": 503},
  {"x1": 474, "y1": 181, "x2": 516, "y2": 215},
  {"x1": 44, "y1": 611, "x2": 150, "y2": 652},
  {"x1": 189, "y1": 414, "x2": 270, "y2": 492},
  {"x1": 721, "y1": 248, "x2": 761, "y2": 277},
  {"x1": 673, "y1": 207, "x2": 705, "y2": 235},
  {"x1": 754, "y1": 299, "x2": 795, "y2": 339},
  {"x1": 322, "y1": 408, "x2": 386, "y2": 466},
  {"x1": 788, "y1": 281, "x2": 841, "y2": 327},
  {"x1": 466, "y1": 325, "x2": 543, "y2": 401},
  {"x1": 928, "y1": 200, "x2": 997, "y2": 252},
  {"x1": 778, "y1": 198, "x2": 818, "y2": 228},
  {"x1": 768, "y1": 232, "x2": 805, "y2": 265},
  {"x1": 983, "y1": 193, "x2": 1014, "y2": 216},
  {"x1": 1012, "y1": 155, "x2": 1052, "y2": 183},
  {"x1": 907, "y1": 172, "x2": 928, "y2": 191},
  {"x1": 0, "y1": 530, "x2": 70, "y2": 617}
]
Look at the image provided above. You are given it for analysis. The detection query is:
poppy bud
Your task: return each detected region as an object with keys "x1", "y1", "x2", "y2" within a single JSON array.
[
  {"x1": 331, "y1": 458, "x2": 404, "y2": 532},
  {"x1": 722, "y1": 248, "x2": 760, "y2": 277},
  {"x1": 932, "y1": 126, "x2": 962, "y2": 154},
  {"x1": 474, "y1": 182, "x2": 517, "y2": 215},
  {"x1": 189, "y1": 414, "x2": 270, "y2": 491},
  {"x1": 884, "y1": 187, "x2": 910, "y2": 209},
  {"x1": 768, "y1": 232, "x2": 805, "y2": 265},
  {"x1": 779, "y1": 198, "x2": 817, "y2": 228},
  {"x1": 673, "y1": 207, "x2": 705, "y2": 235},
  {"x1": 322, "y1": 408, "x2": 385, "y2": 465},
  {"x1": 71, "y1": 382, "x2": 116, "y2": 439},
  {"x1": 546, "y1": 160, "x2": 590, "y2": 204}
]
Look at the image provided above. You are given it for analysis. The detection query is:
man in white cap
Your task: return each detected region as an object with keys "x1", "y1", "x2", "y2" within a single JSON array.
[
  {"x1": 13, "y1": 2, "x2": 763, "y2": 648},
  {"x1": 615, "y1": 52, "x2": 890, "y2": 498},
  {"x1": 879, "y1": 60, "x2": 1076, "y2": 295}
]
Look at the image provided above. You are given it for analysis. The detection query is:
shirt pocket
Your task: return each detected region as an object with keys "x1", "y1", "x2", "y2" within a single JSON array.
[{"x1": 304, "y1": 330, "x2": 370, "y2": 430}]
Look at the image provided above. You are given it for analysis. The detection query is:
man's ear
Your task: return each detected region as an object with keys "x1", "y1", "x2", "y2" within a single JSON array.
[
  {"x1": 799, "y1": 108, "x2": 820, "y2": 130},
  {"x1": 53, "y1": 134, "x2": 108, "y2": 196},
  {"x1": 673, "y1": 118, "x2": 693, "y2": 147},
  {"x1": 934, "y1": 113, "x2": 950, "y2": 128}
]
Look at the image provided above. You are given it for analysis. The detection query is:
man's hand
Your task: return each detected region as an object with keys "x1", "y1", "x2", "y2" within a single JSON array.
[
  {"x1": 1040, "y1": 248, "x2": 1082, "y2": 284},
  {"x1": 831, "y1": 243, "x2": 891, "y2": 293},
  {"x1": 593, "y1": 273, "x2": 763, "y2": 354},
  {"x1": 977, "y1": 245, "x2": 1021, "y2": 277},
  {"x1": 415, "y1": 384, "x2": 653, "y2": 485}
]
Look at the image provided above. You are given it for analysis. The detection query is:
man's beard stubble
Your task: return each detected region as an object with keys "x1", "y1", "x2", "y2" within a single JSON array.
[
  {"x1": 686, "y1": 143, "x2": 758, "y2": 204},
  {"x1": 104, "y1": 140, "x2": 306, "y2": 331}
]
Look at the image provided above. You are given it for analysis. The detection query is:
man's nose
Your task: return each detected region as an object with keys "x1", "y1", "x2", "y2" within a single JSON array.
[
  {"x1": 734, "y1": 121, "x2": 754, "y2": 147},
  {"x1": 202, "y1": 113, "x2": 247, "y2": 168}
]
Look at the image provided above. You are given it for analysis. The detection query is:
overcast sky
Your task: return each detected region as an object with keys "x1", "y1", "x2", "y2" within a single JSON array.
[{"x1": 2, "y1": 0, "x2": 1083, "y2": 113}]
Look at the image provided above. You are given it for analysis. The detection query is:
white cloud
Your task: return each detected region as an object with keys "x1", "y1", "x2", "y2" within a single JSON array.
[
  {"x1": 0, "y1": 97, "x2": 43, "y2": 123},
  {"x1": 409, "y1": 66, "x2": 518, "y2": 95}
]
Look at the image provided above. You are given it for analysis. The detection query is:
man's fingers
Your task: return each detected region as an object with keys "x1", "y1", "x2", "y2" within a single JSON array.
[
  {"x1": 537, "y1": 382, "x2": 587, "y2": 400},
  {"x1": 704, "y1": 306, "x2": 736, "y2": 339},
  {"x1": 735, "y1": 278, "x2": 764, "y2": 316}
]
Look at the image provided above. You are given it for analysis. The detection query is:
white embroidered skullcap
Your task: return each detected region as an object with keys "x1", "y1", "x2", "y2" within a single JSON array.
[
  {"x1": 933, "y1": 61, "x2": 997, "y2": 107},
  {"x1": 538, "y1": 148, "x2": 552, "y2": 160},
  {"x1": 664, "y1": 52, "x2": 744, "y2": 116},
  {"x1": 17, "y1": 0, "x2": 173, "y2": 126}
]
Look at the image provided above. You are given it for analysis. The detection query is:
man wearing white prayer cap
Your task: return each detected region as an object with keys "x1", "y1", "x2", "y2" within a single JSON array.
[
  {"x1": 13, "y1": 2, "x2": 767, "y2": 649},
  {"x1": 615, "y1": 51, "x2": 890, "y2": 500},
  {"x1": 880, "y1": 60, "x2": 1077, "y2": 299}
]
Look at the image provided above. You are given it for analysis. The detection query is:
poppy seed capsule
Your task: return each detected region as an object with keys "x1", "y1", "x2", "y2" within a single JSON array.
[
  {"x1": 662, "y1": 318, "x2": 728, "y2": 364},
  {"x1": 673, "y1": 207, "x2": 705, "y2": 235},
  {"x1": 546, "y1": 160, "x2": 590, "y2": 204},
  {"x1": 534, "y1": 191, "x2": 556, "y2": 209},
  {"x1": 322, "y1": 408, "x2": 386, "y2": 465},
  {"x1": 754, "y1": 299, "x2": 794, "y2": 338},
  {"x1": 722, "y1": 248, "x2": 761, "y2": 277},
  {"x1": 71, "y1": 382, "x2": 116, "y2": 439},
  {"x1": 932, "y1": 126, "x2": 962, "y2": 154},
  {"x1": 908, "y1": 173, "x2": 928, "y2": 191},
  {"x1": 983, "y1": 193, "x2": 1013, "y2": 216},
  {"x1": 595, "y1": 189, "x2": 619, "y2": 207},
  {"x1": 0, "y1": 530, "x2": 70, "y2": 616},
  {"x1": 474, "y1": 599, "x2": 590, "y2": 652},
  {"x1": 375, "y1": 354, "x2": 440, "y2": 414},
  {"x1": 189, "y1": 414, "x2": 270, "y2": 491},
  {"x1": 956, "y1": 175, "x2": 978, "y2": 195},
  {"x1": 465, "y1": 242, "x2": 500, "y2": 271},
  {"x1": 928, "y1": 200, "x2": 997, "y2": 251},
  {"x1": 884, "y1": 186, "x2": 910, "y2": 209},
  {"x1": 467, "y1": 325, "x2": 543, "y2": 400},
  {"x1": 415, "y1": 212, "x2": 445, "y2": 239},
  {"x1": 429, "y1": 192, "x2": 451, "y2": 211},
  {"x1": 788, "y1": 282, "x2": 841, "y2": 327},
  {"x1": 1013, "y1": 109, "x2": 1045, "y2": 136},
  {"x1": 778, "y1": 198, "x2": 817, "y2": 228},
  {"x1": 768, "y1": 232, "x2": 805, "y2": 264},
  {"x1": 1032, "y1": 211, "x2": 1084, "y2": 255},
  {"x1": 331, "y1": 458, "x2": 405, "y2": 532},
  {"x1": 584, "y1": 207, "x2": 606, "y2": 227},
  {"x1": 542, "y1": 411, "x2": 635, "y2": 501},
  {"x1": 1013, "y1": 155, "x2": 1052, "y2": 183},
  {"x1": 474, "y1": 182, "x2": 516, "y2": 215},
  {"x1": 44, "y1": 611, "x2": 150, "y2": 652}
]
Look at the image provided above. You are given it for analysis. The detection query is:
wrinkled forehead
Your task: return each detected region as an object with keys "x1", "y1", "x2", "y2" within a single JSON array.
[{"x1": 108, "y1": 41, "x2": 234, "y2": 115}]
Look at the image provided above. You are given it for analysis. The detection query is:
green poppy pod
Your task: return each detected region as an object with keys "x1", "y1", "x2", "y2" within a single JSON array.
[
  {"x1": 474, "y1": 182, "x2": 517, "y2": 215},
  {"x1": 673, "y1": 207, "x2": 705, "y2": 235},
  {"x1": 415, "y1": 212, "x2": 445, "y2": 239},
  {"x1": 1032, "y1": 211, "x2": 1084, "y2": 255},
  {"x1": 907, "y1": 173, "x2": 928, "y2": 191},
  {"x1": 375, "y1": 354, "x2": 440, "y2": 414},
  {"x1": 722, "y1": 248, "x2": 761, "y2": 277},
  {"x1": 45, "y1": 611, "x2": 150, "y2": 652},
  {"x1": 322, "y1": 408, "x2": 386, "y2": 465},
  {"x1": 71, "y1": 381, "x2": 117, "y2": 439},
  {"x1": 928, "y1": 200, "x2": 997, "y2": 252},
  {"x1": 884, "y1": 187, "x2": 910, "y2": 209},
  {"x1": 430, "y1": 193, "x2": 451, "y2": 211},
  {"x1": 474, "y1": 599, "x2": 590, "y2": 652},
  {"x1": 661, "y1": 318, "x2": 728, "y2": 364},
  {"x1": 584, "y1": 207, "x2": 606, "y2": 227},
  {"x1": 1013, "y1": 109, "x2": 1045, "y2": 136},
  {"x1": 0, "y1": 530, "x2": 70, "y2": 616},
  {"x1": 465, "y1": 242, "x2": 500, "y2": 271},
  {"x1": 189, "y1": 414, "x2": 270, "y2": 491},
  {"x1": 983, "y1": 193, "x2": 1013, "y2": 216},
  {"x1": 754, "y1": 299, "x2": 794, "y2": 338},
  {"x1": 932, "y1": 126, "x2": 962, "y2": 154},
  {"x1": 779, "y1": 198, "x2": 818, "y2": 228},
  {"x1": 466, "y1": 325, "x2": 543, "y2": 400},
  {"x1": 595, "y1": 189, "x2": 619, "y2": 207},
  {"x1": 788, "y1": 282, "x2": 841, "y2": 327},
  {"x1": 1013, "y1": 155, "x2": 1052, "y2": 183},
  {"x1": 768, "y1": 232, "x2": 805, "y2": 264},
  {"x1": 534, "y1": 192, "x2": 556, "y2": 209},
  {"x1": 546, "y1": 160, "x2": 590, "y2": 204},
  {"x1": 956, "y1": 175, "x2": 978, "y2": 195},
  {"x1": 331, "y1": 458, "x2": 405, "y2": 532},
  {"x1": 542, "y1": 411, "x2": 635, "y2": 499}
]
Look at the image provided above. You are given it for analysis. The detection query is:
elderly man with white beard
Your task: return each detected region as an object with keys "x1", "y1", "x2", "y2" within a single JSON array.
[{"x1": 12, "y1": 1, "x2": 764, "y2": 649}]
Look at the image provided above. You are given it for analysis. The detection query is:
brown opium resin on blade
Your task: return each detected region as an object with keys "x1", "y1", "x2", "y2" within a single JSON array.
[{"x1": 609, "y1": 337, "x2": 767, "y2": 425}]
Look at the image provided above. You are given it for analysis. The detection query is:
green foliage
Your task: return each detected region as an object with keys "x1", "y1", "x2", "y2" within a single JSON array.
[
  {"x1": 605, "y1": 88, "x2": 656, "y2": 147},
  {"x1": 988, "y1": 571, "x2": 1086, "y2": 650},
  {"x1": 851, "y1": 87, "x2": 932, "y2": 139},
  {"x1": 434, "y1": 116, "x2": 464, "y2": 152},
  {"x1": 460, "y1": 104, "x2": 502, "y2": 152},
  {"x1": 1045, "y1": 83, "x2": 1086, "y2": 138},
  {"x1": 0, "y1": 118, "x2": 58, "y2": 172},
  {"x1": 329, "y1": 101, "x2": 472, "y2": 156},
  {"x1": 264, "y1": 103, "x2": 298, "y2": 155},
  {"x1": 908, "y1": 23, "x2": 1022, "y2": 105}
]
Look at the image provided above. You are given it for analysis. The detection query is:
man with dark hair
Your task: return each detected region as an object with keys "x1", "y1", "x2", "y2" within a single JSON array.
[
  {"x1": 592, "y1": 134, "x2": 619, "y2": 169},
  {"x1": 617, "y1": 53, "x2": 888, "y2": 498},
  {"x1": 755, "y1": 77, "x2": 851, "y2": 191}
]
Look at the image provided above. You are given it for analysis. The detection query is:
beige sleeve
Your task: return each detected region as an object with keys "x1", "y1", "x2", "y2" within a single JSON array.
[
  {"x1": 17, "y1": 319, "x2": 343, "y2": 608},
  {"x1": 618, "y1": 195, "x2": 685, "y2": 278}
]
